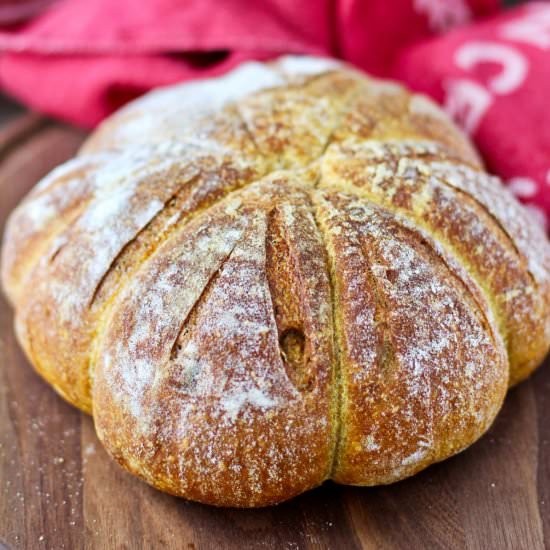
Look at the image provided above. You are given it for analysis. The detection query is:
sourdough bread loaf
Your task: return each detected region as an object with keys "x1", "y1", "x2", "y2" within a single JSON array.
[{"x1": 2, "y1": 56, "x2": 550, "y2": 507}]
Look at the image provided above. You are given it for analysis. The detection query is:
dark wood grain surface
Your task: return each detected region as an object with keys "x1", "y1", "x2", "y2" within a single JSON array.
[{"x1": 0, "y1": 108, "x2": 549, "y2": 550}]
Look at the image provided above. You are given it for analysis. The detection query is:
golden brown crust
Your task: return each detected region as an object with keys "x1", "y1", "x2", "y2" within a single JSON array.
[
  {"x1": 93, "y1": 179, "x2": 337, "y2": 506},
  {"x1": 314, "y1": 191, "x2": 507, "y2": 484},
  {"x1": 318, "y1": 140, "x2": 550, "y2": 384},
  {"x1": 1, "y1": 56, "x2": 549, "y2": 507}
]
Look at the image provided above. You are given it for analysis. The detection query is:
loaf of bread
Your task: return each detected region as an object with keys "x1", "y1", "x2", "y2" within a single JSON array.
[{"x1": 2, "y1": 56, "x2": 550, "y2": 507}]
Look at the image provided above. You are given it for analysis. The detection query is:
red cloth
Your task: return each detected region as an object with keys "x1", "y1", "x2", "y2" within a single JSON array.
[
  {"x1": 395, "y1": 2, "x2": 550, "y2": 230},
  {"x1": 1, "y1": 0, "x2": 549, "y2": 228},
  {"x1": 0, "y1": 0, "x2": 499, "y2": 124}
]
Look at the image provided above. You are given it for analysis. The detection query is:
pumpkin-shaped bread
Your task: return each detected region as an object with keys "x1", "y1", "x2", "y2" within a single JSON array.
[{"x1": 2, "y1": 56, "x2": 550, "y2": 507}]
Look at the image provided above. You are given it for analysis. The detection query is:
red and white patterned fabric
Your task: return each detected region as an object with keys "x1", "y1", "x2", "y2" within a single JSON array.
[
  {"x1": 395, "y1": 2, "x2": 550, "y2": 230},
  {"x1": 1, "y1": 0, "x2": 549, "y2": 228}
]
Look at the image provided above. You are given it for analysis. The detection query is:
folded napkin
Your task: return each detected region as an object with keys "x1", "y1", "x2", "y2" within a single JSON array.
[{"x1": 1, "y1": 0, "x2": 549, "y2": 228}]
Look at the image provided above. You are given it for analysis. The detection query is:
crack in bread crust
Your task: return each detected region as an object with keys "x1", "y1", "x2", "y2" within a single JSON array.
[{"x1": 307, "y1": 195, "x2": 343, "y2": 479}]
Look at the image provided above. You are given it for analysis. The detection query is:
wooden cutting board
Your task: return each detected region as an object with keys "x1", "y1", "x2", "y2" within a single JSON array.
[{"x1": 0, "y1": 114, "x2": 549, "y2": 550}]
